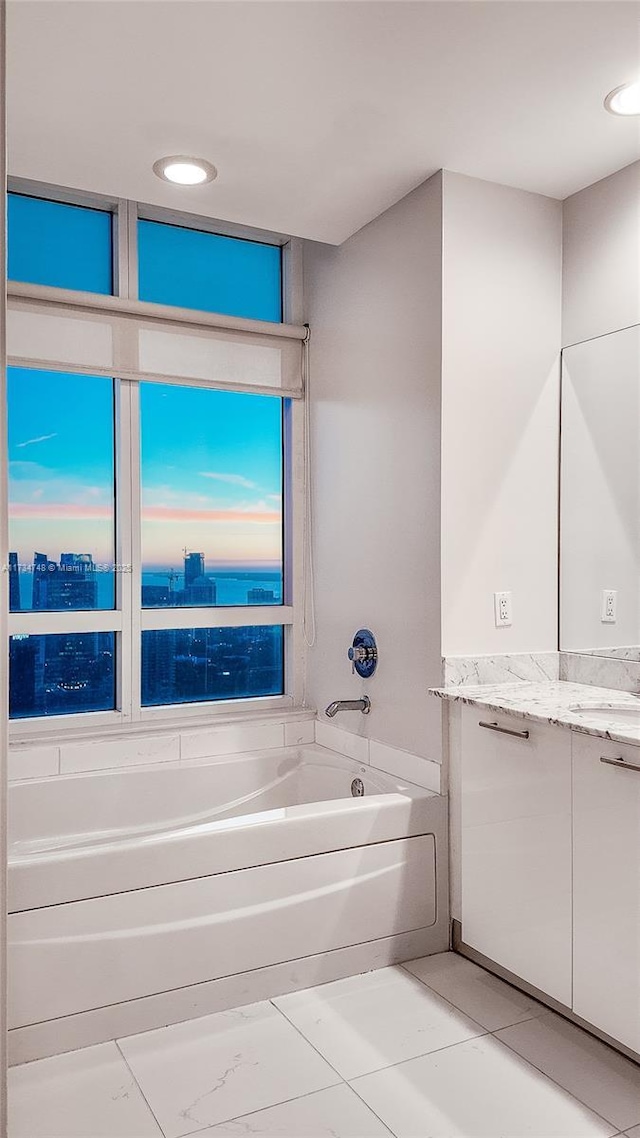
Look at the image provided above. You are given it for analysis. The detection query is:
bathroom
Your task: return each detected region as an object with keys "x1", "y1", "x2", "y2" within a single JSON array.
[{"x1": 0, "y1": 1, "x2": 639, "y2": 1135}]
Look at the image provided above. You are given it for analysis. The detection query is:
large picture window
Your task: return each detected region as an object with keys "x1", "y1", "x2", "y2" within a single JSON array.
[{"x1": 6, "y1": 185, "x2": 301, "y2": 727}]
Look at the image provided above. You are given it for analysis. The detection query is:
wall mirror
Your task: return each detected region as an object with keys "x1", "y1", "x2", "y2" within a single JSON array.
[{"x1": 560, "y1": 324, "x2": 640, "y2": 657}]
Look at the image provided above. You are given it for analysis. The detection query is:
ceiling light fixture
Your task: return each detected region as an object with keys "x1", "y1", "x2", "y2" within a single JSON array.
[
  {"x1": 604, "y1": 81, "x2": 640, "y2": 116},
  {"x1": 153, "y1": 156, "x2": 218, "y2": 185}
]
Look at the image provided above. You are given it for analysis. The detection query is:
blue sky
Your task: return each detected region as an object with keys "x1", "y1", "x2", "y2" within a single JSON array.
[{"x1": 8, "y1": 368, "x2": 283, "y2": 573}]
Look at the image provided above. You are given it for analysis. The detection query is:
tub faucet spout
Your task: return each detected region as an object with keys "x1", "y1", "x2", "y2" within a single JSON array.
[{"x1": 325, "y1": 696, "x2": 371, "y2": 717}]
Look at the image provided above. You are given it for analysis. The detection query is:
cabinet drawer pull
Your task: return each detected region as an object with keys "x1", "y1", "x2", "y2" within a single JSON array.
[
  {"x1": 600, "y1": 754, "x2": 640, "y2": 773},
  {"x1": 478, "y1": 720, "x2": 530, "y2": 740}
]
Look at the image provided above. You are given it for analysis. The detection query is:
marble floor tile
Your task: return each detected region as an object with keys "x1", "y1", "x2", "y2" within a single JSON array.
[
  {"x1": 117, "y1": 1000, "x2": 339, "y2": 1138},
  {"x1": 351, "y1": 1034, "x2": 618, "y2": 1138},
  {"x1": 273, "y1": 964, "x2": 486, "y2": 1080},
  {"x1": 403, "y1": 951, "x2": 545, "y2": 1031},
  {"x1": 497, "y1": 1012, "x2": 640, "y2": 1133},
  {"x1": 195, "y1": 1083, "x2": 394, "y2": 1136},
  {"x1": 8, "y1": 1041, "x2": 162, "y2": 1138},
  {"x1": 624, "y1": 1127, "x2": 640, "y2": 1137}
]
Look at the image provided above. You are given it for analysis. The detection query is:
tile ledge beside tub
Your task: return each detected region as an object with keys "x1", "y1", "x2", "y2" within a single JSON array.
[
  {"x1": 315, "y1": 719, "x2": 441, "y2": 794},
  {"x1": 431, "y1": 678, "x2": 640, "y2": 748},
  {"x1": 8, "y1": 707, "x2": 442, "y2": 792}
]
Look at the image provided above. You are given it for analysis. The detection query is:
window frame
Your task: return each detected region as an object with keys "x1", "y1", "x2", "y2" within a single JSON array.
[{"x1": 7, "y1": 178, "x2": 305, "y2": 738}]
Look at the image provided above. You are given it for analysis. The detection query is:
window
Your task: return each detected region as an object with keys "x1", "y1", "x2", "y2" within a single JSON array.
[
  {"x1": 141, "y1": 626, "x2": 284, "y2": 706},
  {"x1": 9, "y1": 634, "x2": 116, "y2": 718},
  {"x1": 8, "y1": 193, "x2": 113, "y2": 294},
  {"x1": 8, "y1": 367, "x2": 116, "y2": 612},
  {"x1": 7, "y1": 184, "x2": 299, "y2": 727},
  {"x1": 140, "y1": 384, "x2": 283, "y2": 608},
  {"x1": 138, "y1": 219, "x2": 282, "y2": 322}
]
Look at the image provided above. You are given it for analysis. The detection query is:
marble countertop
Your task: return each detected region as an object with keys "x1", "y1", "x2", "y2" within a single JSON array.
[{"x1": 430, "y1": 680, "x2": 640, "y2": 747}]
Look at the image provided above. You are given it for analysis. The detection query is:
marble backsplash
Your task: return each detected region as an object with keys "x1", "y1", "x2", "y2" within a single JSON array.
[
  {"x1": 559, "y1": 651, "x2": 640, "y2": 692},
  {"x1": 443, "y1": 649, "x2": 640, "y2": 694},
  {"x1": 443, "y1": 652, "x2": 559, "y2": 686}
]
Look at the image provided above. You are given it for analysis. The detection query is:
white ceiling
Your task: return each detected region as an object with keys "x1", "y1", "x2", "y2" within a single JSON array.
[{"x1": 7, "y1": 0, "x2": 640, "y2": 244}]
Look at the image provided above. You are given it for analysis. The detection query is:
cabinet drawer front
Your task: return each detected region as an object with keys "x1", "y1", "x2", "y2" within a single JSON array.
[
  {"x1": 461, "y1": 708, "x2": 572, "y2": 1004},
  {"x1": 572, "y1": 734, "x2": 640, "y2": 1054}
]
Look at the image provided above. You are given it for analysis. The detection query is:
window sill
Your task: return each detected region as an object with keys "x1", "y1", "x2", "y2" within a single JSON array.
[{"x1": 9, "y1": 699, "x2": 315, "y2": 747}]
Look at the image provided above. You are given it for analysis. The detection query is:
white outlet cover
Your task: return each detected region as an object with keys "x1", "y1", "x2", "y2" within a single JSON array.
[
  {"x1": 601, "y1": 589, "x2": 617, "y2": 623},
  {"x1": 494, "y1": 591, "x2": 512, "y2": 627}
]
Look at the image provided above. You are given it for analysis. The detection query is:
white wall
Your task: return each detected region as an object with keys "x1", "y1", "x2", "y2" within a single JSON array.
[
  {"x1": 441, "y1": 172, "x2": 562, "y2": 657},
  {"x1": 303, "y1": 174, "x2": 443, "y2": 761},
  {"x1": 563, "y1": 160, "x2": 640, "y2": 347}
]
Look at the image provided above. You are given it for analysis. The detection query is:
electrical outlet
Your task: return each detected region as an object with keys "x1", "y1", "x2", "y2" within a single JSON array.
[
  {"x1": 494, "y1": 591, "x2": 512, "y2": 627},
  {"x1": 601, "y1": 589, "x2": 617, "y2": 623}
]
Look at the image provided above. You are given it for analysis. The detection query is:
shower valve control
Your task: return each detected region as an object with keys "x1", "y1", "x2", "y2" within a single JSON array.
[{"x1": 348, "y1": 630, "x2": 378, "y2": 678}]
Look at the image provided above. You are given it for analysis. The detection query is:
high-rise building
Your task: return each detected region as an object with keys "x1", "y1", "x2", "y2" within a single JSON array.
[
  {"x1": 9, "y1": 635, "x2": 40, "y2": 717},
  {"x1": 184, "y1": 577, "x2": 217, "y2": 605},
  {"x1": 184, "y1": 551, "x2": 205, "y2": 589},
  {"x1": 142, "y1": 629, "x2": 178, "y2": 705},
  {"x1": 183, "y1": 551, "x2": 217, "y2": 606},
  {"x1": 32, "y1": 552, "x2": 98, "y2": 610},
  {"x1": 247, "y1": 587, "x2": 275, "y2": 604},
  {"x1": 8, "y1": 551, "x2": 21, "y2": 611},
  {"x1": 142, "y1": 583, "x2": 174, "y2": 607}
]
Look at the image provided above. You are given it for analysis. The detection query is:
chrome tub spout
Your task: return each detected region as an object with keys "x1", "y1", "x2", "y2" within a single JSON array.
[{"x1": 325, "y1": 696, "x2": 371, "y2": 718}]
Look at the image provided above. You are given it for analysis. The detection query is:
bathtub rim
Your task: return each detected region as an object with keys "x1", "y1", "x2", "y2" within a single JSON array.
[{"x1": 9, "y1": 743, "x2": 441, "y2": 913}]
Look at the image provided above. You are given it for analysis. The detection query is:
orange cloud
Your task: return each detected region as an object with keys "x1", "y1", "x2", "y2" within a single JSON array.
[
  {"x1": 9, "y1": 503, "x2": 281, "y2": 526},
  {"x1": 10, "y1": 503, "x2": 112, "y2": 519},
  {"x1": 144, "y1": 506, "x2": 280, "y2": 525}
]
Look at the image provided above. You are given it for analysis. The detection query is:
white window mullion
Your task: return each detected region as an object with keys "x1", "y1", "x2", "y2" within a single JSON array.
[
  {"x1": 115, "y1": 378, "x2": 134, "y2": 722},
  {"x1": 139, "y1": 606, "x2": 293, "y2": 631},
  {"x1": 129, "y1": 379, "x2": 142, "y2": 721},
  {"x1": 284, "y1": 398, "x2": 305, "y2": 706},
  {"x1": 8, "y1": 611, "x2": 122, "y2": 636},
  {"x1": 114, "y1": 200, "x2": 130, "y2": 299}
]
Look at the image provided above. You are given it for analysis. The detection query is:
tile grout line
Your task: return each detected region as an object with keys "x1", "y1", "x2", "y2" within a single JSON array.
[
  {"x1": 161, "y1": 1084, "x2": 395, "y2": 1138},
  {"x1": 397, "y1": 960, "x2": 548, "y2": 1029},
  {"x1": 487, "y1": 1030, "x2": 634, "y2": 1135},
  {"x1": 267, "y1": 998, "x2": 399, "y2": 1137},
  {"x1": 114, "y1": 1038, "x2": 169, "y2": 1138},
  {"x1": 268, "y1": 986, "x2": 510, "y2": 1097},
  {"x1": 397, "y1": 961, "x2": 635, "y2": 1134}
]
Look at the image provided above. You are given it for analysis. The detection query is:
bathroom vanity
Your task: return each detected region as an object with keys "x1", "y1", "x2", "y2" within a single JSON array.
[
  {"x1": 434, "y1": 318, "x2": 640, "y2": 1063},
  {"x1": 436, "y1": 678, "x2": 640, "y2": 1062}
]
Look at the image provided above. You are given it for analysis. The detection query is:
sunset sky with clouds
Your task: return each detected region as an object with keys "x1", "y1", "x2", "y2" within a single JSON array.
[{"x1": 8, "y1": 368, "x2": 283, "y2": 579}]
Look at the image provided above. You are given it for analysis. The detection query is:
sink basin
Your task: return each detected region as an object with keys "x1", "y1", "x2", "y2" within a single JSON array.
[{"x1": 568, "y1": 704, "x2": 640, "y2": 724}]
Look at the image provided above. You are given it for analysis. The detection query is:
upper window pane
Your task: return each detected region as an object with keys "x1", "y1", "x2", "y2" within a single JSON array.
[
  {"x1": 137, "y1": 219, "x2": 282, "y2": 322},
  {"x1": 140, "y1": 383, "x2": 283, "y2": 608},
  {"x1": 8, "y1": 193, "x2": 113, "y2": 294},
  {"x1": 8, "y1": 367, "x2": 116, "y2": 611}
]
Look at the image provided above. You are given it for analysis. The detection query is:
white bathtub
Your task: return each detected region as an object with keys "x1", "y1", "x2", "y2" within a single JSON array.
[{"x1": 8, "y1": 743, "x2": 448, "y2": 1060}]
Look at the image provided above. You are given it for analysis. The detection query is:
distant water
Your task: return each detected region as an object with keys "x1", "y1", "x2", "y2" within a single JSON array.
[
  {"x1": 14, "y1": 568, "x2": 283, "y2": 613},
  {"x1": 142, "y1": 569, "x2": 283, "y2": 608}
]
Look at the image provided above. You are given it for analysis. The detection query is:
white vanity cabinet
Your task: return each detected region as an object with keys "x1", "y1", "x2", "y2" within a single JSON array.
[
  {"x1": 572, "y1": 733, "x2": 640, "y2": 1055},
  {"x1": 460, "y1": 706, "x2": 572, "y2": 1005}
]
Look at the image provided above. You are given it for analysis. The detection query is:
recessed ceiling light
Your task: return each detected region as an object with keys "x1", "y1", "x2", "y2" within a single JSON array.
[
  {"x1": 153, "y1": 156, "x2": 218, "y2": 185},
  {"x1": 604, "y1": 81, "x2": 640, "y2": 116}
]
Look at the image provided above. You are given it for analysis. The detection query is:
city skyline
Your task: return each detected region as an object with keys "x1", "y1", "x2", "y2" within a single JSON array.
[
  {"x1": 8, "y1": 368, "x2": 283, "y2": 572},
  {"x1": 9, "y1": 546, "x2": 282, "y2": 612}
]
